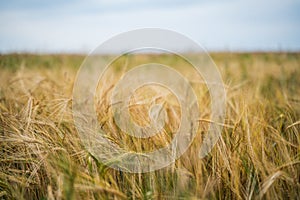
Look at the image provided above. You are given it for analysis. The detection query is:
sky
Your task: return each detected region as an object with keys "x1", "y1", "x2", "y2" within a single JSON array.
[{"x1": 0, "y1": 0, "x2": 300, "y2": 53}]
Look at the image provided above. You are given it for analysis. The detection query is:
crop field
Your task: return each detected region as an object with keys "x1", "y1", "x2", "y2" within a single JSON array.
[{"x1": 0, "y1": 52, "x2": 299, "y2": 199}]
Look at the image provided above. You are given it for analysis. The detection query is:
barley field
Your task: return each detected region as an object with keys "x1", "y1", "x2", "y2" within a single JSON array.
[{"x1": 0, "y1": 52, "x2": 299, "y2": 199}]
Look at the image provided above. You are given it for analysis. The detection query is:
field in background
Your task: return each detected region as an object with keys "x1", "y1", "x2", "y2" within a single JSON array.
[{"x1": 0, "y1": 53, "x2": 299, "y2": 199}]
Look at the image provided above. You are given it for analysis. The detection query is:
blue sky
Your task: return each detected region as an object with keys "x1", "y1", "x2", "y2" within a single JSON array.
[{"x1": 0, "y1": 0, "x2": 300, "y2": 53}]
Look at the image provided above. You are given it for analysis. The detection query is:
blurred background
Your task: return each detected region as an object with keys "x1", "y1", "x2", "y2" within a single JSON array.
[{"x1": 0, "y1": 0, "x2": 300, "y2": 53}]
